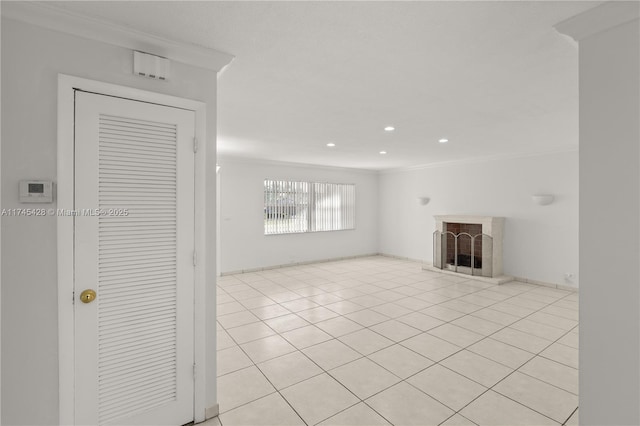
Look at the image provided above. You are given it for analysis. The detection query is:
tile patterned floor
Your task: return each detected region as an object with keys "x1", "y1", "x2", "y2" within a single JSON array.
[{"x1": 208, "y1": 256, "x2": 579, "y2": 426}]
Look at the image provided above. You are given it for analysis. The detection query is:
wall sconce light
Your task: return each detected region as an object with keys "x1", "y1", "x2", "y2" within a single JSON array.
[
  {"x1": 531, "y1": 194, "x2": 554, "y2": 206},
  {"x1": 417, "y1": 197, "x2": 430, "y2": 206},
  {"x1": 216, "y1": 164, "x2": 221, "y2": 173}
]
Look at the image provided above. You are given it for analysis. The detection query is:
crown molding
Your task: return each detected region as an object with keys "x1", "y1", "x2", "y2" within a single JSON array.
[
  {"x1": 379, "y1": 146, "x2": 579, "y2": 175},
  {"x1": 219, "y1": 146, "x2": 578, "y2": 176},
  {"x1": 1, "y1": 1, "x2": 234, "y2": 73},
  {"x1": 217, "y1": 155, "x2": 379, "y2": 174},
  {"x1": 555, "y1": 1, "x2": 640, "y2": 42}
]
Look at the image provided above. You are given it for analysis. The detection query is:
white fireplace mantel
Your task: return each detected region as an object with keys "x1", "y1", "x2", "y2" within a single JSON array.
[{"x1": 434, "y1": 215, "x2": 504, "y2": 237}]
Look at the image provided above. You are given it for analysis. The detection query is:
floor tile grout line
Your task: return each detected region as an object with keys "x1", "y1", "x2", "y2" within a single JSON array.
[
  {"x1": 455, "y1": 385, "x2": 563, "y2": 426},
  {"x1": 562, "y1": 406, "x2": 579, "y2": 426},
  {"x1": 220, "y1": 282, "x2": 569, "y2": 362},
  {"x1": 283, "y1": 311, "x2": 492, "y2": 415},
  {"x1": 537, "y1": 350, "x2": 579, "y2": 370},
  {"x1": 424, "y1": 288, "x2": 580, "y2": 395},
  {"x1": 488, "y1": 387, "x2": 567, "y2": 425},
  {"x1": 395, "y1": 269, "x2": 578, "y2": 416},
  {"x1": 218, "y1": 338, "x2": 312, "y2": 424},
  {"x1": 232, "y1": 311, "x2": 578, "y2": 406},
  {"x1": 436, "y1": 319, "x2": 577, "y2": 423},
  {"x1": 217, "y1": 256, "x2": 578, "y2": 424},
  {"x1": 314, "y1": 368, "x2": 395, "y2": 425},
  {"x1": 444, "y1": 314, "x2": 580, "y2": 420},
  {"x1": 438, "y1": 411, "x2": 478, "y2": 426},
  {"x1": 220, "y1": 265, "x2": 572, "y2": 347},
  {"x1": 516, "y1": 367, "x2": 578, "y2": 396},
  {"x1": 219, "y1": 260, "x2": 442, "y2": 422},
  {"x1": 221, "y1": 317, "x2": 387, "y2": 424},
  {"x1": 308, "y1": 330, "x2": 457, "y2": 424},
  {"x1": 510, "y1": 334, "x2": 580, "y2": 396},
  {"x1": 219, "y1": 271, "x2": 566, "y2": 378}
]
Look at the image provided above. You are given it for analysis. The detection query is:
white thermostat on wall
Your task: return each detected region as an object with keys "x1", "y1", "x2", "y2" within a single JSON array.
[{"x1": 19, "y1": 180, "x2": 53, "y2": 203}]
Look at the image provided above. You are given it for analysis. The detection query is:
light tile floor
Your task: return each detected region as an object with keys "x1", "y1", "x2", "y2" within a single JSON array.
[{"x1": 207, "y1": 256, "x2": 579, "y2": 426}]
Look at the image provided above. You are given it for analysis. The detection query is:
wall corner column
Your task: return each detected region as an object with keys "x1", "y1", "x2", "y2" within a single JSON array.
[{"x1": 555, "y1": 2, "x2": 640, "y2": 424}]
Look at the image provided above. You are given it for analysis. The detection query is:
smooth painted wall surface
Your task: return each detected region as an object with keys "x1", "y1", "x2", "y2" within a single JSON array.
[
  {"x1": 218, "y1": 158, "x2": 378, "y2": 274},
  {"x1": 378, "y1": 150, "x2": 579, "y2": 287},
  {"x1": 578, "y1": 17, "x2": 640, "y2": 425},
  {"x1": 1, "y1": 18, "x2": 218, "y2": 425}
]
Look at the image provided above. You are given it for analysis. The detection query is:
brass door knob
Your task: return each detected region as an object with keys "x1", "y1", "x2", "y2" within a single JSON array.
[{"x1": 80, "y1": 289, "x2": 97, "y2": 304}]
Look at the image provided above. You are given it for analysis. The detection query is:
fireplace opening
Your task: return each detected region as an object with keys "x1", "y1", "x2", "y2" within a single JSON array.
[{"x1": 444, "y1": 222, "x2": 482, "y2": 270}]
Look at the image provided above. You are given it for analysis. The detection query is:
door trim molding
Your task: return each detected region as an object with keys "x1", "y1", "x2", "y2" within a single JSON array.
[{"x1": 57, "y1": 74, "x2": 207, "y2": 424}]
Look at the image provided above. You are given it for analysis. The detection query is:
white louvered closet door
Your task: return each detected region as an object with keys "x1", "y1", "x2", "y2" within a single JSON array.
[{"x1": 74, "y1": 91, "x2": 195, "y2": 425}]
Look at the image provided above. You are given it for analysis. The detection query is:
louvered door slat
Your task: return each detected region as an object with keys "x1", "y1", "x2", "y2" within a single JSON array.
[
  {"x1": 98, "y1": 315, "x2": 176, "y2": 335},
  {"x1": 99, "y1": 245, "x2": 177, "y2": 256},
  {"x1": 101, "y1": 114, "x2": 177, "y2": 129},
  {"x1": 98, "y1": 341, "x2": 177, "y2": 367},
  {"x1": 96, "y1": 112, "x2": 179, "y2": 425},
  {"x1": 98, "y1": 231, "x2": 176, "y2": 240},
  {"x1": 100, "y1": 385, "x2": 177, "y2": 422},
  {"x1": 98, "y1": 264, "x2": 176, "y2": 276},
  {"x1": 98, "y1": 323, "x2": 177, "y2": 343},
  {"x1": 99, "y1": 362, "x2": 178, "y2": 391},
  {"x1": 99, "y1": 291, "x2": 177, "y2": 308},
  {"x1": 99, "y1": 141, "x2": 178, "y2": 154},
  {"x1": 98, "y1": 351, "x2": 176, "y2": 376},
  {"x1": 99, "y1": 293, "x2": 177, "y2": 310},
  {"x1": 99, "y1": 167, "x2": 177, "y2": 176},
  {"x1": 101, "y1": 120, "x2": 177, "y2": 131},
  {"x1": 98, "y1": 278, "x2": 176, "y2": 291},
  {"x1": 98, "y1": 168, "x2": 178, "y2": 178},
  {"x1": 100, "y1": 178, "x2": 177, "y2": 186},
  {"x1": 98, "y1": 333, "x2": 177, "y2": 355},
  {"x1": 99, "y1": 237, "x2": 177, "y2": 245},
  {"x1": 99, "y1": 270, "x2": 177, "y2": 283},
  {"x1": 100, "y1": 386, "x2": 176, "y2": 423},
  {"x1": 100, "y1": 128, "x2": 177, "y2": 141},
  {"x1": 99, "y1": 252, "x2": 176, "y2": 264},
  {"x1": 99, "y1": 146, "x2": 178, "y2": 158},
  {"x1": 99, "y1": 238, "x2": 177, "y2": 248},
  {"x1": 98, "y1": 313, "x2": 177, "y2": 334},
  {"x1": 98, "y1": 130, "x2": 179, "y2": 143}
]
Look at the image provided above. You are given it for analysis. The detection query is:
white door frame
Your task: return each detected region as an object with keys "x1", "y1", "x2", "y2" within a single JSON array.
[{"x1": 57, "y1": 74, "x2": 207, "y2": 425}]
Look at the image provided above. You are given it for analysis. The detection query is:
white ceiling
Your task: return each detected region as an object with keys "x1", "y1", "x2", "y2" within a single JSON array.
[{"x1": 49, "y1": 1, "x2": 597, "y2": 170}]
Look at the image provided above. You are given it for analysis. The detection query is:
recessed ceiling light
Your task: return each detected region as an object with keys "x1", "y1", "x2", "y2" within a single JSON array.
[
  {"x1": 379, "y1": 151, "x2": 387, "y2": 155},
  {"x1": 326, "y1": 143, "x2": 336, "y2": 147},
  {"x1": 384, "y1": 126, "x2": 395, "y2": 132},
  {"x1": 439, "y1": 138, "x2": 449, "y2": 143}
]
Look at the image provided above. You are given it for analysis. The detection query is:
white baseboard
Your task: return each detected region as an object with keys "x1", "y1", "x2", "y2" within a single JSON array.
[
  {"x1": 204, "y1": 404, "x2": 219, "y2": 420},
  {"x1": 513, "y1": 276, "x2": 578, "y2": 292},
  {"x1": 377, "y1": 253, "x2": 427, "y2": 263},
  {"x1": 422, "y1": 264, "x2": 514, "y2": 285},
  {"x1": 220, "y1": 253, "x2": 380, "y2": 276}
]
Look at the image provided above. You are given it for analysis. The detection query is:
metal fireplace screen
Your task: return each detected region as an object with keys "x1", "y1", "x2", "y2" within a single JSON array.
[{"x1": 433, "y1": 229, "x2": 493, "y2": 277}]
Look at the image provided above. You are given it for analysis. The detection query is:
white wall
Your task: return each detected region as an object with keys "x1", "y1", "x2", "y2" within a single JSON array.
[
  {"x1": 569, "y1": 7, "x2": 639, "y2": 424},
  {"x1": 378, "y1": 150, "x2": 579, "y2": 287},
  {"x1": 0, "y1": 10, "x2": 3, "y2": 422},
  {"x1": 219, "y1": 158, "x2": 378, "y2": 274},
  {"x1": 1, "y1": 18, "x2": 219, "y2": 425}
]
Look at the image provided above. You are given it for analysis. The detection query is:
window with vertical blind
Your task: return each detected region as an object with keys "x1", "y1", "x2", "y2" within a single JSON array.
[{"x1": 264, "y1": 179, "x2": 355, "y2": 235}]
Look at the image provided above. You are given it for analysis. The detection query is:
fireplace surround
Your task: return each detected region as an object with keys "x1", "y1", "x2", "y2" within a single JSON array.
[{"x1": 430, "y1": 215, "x2": 506, "y2": 281}]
